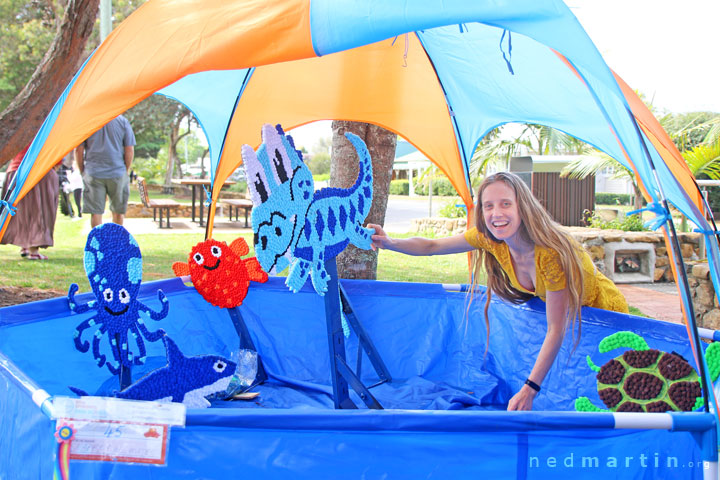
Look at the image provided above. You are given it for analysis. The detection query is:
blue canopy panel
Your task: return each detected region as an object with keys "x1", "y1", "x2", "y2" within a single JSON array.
[
  {"x1": 417, "y1": 24, "x2": 666, "y2": 207},
  {"x1": 156, "y1": 69, "x2": 253, "y2": 187},
  {"x1": 417, "y1": 26, "x2": 624, "y2": 165},
  {"x1": 308, "y1": 0, "x2": 673, "y2": 210}
]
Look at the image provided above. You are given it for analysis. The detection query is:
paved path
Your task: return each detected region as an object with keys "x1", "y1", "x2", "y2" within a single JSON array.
[{"x1": 616, "y1": 283, "x2": 683, "y2": 324}]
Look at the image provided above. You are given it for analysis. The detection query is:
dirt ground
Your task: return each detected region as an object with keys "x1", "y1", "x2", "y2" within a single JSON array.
[{"x1": 0, "y1": 286, "x2": 65, "y2": 308}]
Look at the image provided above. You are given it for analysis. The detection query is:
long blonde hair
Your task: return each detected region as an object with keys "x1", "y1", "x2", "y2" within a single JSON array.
[{"x1": 468, "y1": 172, "x2": 585, "y2": 351}]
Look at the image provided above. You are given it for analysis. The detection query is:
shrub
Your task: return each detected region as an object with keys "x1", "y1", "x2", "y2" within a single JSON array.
[
  {"x1": 227, "y1": 181, "x2": 247, "y2": 194},
  {"x1": 438, "y1": 198, "x2": 467, "y2": 218},
  {"x1": 583, "y1": 209, "x2": 647, "y2": 231},
  {"x1": 413, "y1": 177, "x2": 456, "y2": 196},
  {"x1": 389, "y1": 179, "x2": 410, "y2": 195},
  {"x1": 595, "y1": 192, "x2": 634, "y2": 206},
  {"x1": 133, "y1": 157, "x2": 165, "y2": 184},
  {"x1": 313, "y1": 173, "x2": 330, "y2": 183}
]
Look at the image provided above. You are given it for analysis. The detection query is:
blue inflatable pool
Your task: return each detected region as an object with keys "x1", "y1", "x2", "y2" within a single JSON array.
[{"x1": 0, "y1": 277, "x2": 715, "y2": 478}]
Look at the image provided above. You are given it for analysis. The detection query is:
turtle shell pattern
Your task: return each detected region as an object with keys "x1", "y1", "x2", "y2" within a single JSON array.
[{"x1": 595, "y1": 347, "x2": 701, "y2": 412}]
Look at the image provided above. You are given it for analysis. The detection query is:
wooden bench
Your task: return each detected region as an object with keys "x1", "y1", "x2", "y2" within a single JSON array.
[
  {"x1": 221, "y1": 198, "x2": 253, "y2": 227},
  {"x1": 137, "y1": 177, "x2": 182, "y2": 229}
]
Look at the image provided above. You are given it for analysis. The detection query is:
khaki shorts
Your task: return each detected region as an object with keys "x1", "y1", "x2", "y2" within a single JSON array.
[{"x1": 82, "y1": 173, "x2": 129, "y2": 215}]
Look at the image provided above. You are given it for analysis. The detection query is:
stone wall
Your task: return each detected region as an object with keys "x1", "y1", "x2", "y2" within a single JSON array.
[
  {"x1": 567, "y1": 228, "x2": 700, "y2": 283},
  {"x1": 411, "y1": 217, "x2": 467, "y2": 236},
  {"x1": 410, "y1": 218, "x2": 701, "y2": 282},
  {"x1": 688, "y1": 262, "x2": 720, "y2": 330}
]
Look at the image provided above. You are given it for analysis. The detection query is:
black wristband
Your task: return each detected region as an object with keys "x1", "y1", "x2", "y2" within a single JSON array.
[{"x1": 525, "y1": 378, "x2": 541, "y2": 392}]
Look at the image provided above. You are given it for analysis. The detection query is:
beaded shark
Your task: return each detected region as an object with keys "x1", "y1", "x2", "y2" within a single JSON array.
[
  {"x1": 70, "y1": 335, "x2": 236, "y2": 409},
  {"x1": 242, "y1": 124, "x2": 374, "y2": 295}
]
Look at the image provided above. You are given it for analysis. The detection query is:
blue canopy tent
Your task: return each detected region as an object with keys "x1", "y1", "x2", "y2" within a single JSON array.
[{"x1": 1, "y1": 0, "x2": 720, "y2": 477}]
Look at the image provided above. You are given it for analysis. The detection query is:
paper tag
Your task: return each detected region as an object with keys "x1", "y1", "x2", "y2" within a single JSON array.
[
  {"x1": 51, "y1": 396, "x2": 185, "y2": 466},
  {"x1": 63, "y1": 420, "x2": 169, "y2": 465}
]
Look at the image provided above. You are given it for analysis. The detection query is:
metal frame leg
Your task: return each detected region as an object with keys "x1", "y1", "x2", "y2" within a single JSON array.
[
  {"x1": 227, "y1": 307, "x2": 268, "y2": 386},
  {"x1": 324, "y1": 259, "x2": 389, "y2": 409}
]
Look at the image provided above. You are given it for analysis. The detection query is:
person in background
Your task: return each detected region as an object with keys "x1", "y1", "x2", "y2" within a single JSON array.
[
  {"x1": 75, "y1": 114, "x2": 135, "y2": 228},
  {"x1": 58, "y1": 153, "x2": 83, "y2": 219},
  {"x1": 0, "y1": 145, "x2": 59, "y2": 260},
  {"x1": 369, "y1": 171, "x2": 628, "y2": 411}
]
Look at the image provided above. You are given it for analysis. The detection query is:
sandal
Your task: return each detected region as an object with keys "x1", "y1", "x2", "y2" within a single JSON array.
[
  {"x1": 20, "y1": 248, "x2": 29, "y2": 257},
  {"x1": 26, "y1": 253, "x2": 48, "y2": 260}
]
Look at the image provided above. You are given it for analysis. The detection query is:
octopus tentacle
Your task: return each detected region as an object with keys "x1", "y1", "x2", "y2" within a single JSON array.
[
  {"x1": 91, "y1": 323, "x2": 107, "y2": 367},
  {"x1": 136, "y1": 317, "x2": 166, "y2": 343},
  {"x1": 130, "y1": 325, "x2": 148, "y2": 366},
  {"x1": 73, "y1": 316, "x2": 99, "y2": 353},
  {"x1": 68, "y1": 283, "x2": 92, "y2": 314},
  {"x1": 139, "y1": 291, "x2": 170, "y2": 321}
]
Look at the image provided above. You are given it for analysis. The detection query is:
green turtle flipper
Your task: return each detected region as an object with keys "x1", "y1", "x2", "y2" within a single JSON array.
[
  {"x1": 705, "y1": 342, "x2": 720, "y2": 382},
  {"x1": 575, "y1": 396, "x2": 608, "y2": 412},
  {"x1": 598, "y1": 331, "x2": 649, "y2": 353},
  {"x1": 586, "y1": 355, "x2": 601, "y2": 373}
]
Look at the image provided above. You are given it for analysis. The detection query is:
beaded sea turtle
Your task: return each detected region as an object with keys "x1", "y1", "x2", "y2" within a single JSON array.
[{"x1": 575, "y1": 331, "x2": 720, "y2": 413}]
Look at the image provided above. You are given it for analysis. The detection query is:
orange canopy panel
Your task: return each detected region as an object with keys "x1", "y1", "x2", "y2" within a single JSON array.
[{"x1": 213, "y1": 35, "x2": 469, "y2": 208}]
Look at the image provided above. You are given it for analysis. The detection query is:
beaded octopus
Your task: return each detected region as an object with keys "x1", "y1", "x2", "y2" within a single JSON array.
[
  {"x1": 68, "y1": 223, "x2": 169, "y2": 374},
  {"x1": 242, "y1": 124, "x2": 374, "y2": 295}
]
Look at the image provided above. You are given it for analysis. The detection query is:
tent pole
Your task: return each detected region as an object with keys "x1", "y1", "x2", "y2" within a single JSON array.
[{"x1": 625, "y1": 108, "x2": 711, "y2": 414}]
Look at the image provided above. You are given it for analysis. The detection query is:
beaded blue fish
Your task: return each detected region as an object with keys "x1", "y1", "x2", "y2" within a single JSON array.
[
  {"x1": 70, "y1": 335, "x2": 236, "y2": 409},
  {"x1": 68, "y1": 223, "x2": 169, "y2": 375},
  {"x1": 242, "y1": 124, "x2": 374, "y2": 295}
]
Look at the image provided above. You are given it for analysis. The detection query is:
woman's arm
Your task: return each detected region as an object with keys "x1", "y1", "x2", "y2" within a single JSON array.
[
  {"x1": 507, "y1": 287, "x2": 569, "y2": 411},
  {"x1": 368, "y1": 223, "x2": 474, "y2": 256}
]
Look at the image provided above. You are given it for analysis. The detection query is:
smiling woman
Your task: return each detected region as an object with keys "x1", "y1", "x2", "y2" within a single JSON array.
[{"x1": 369, "y1": 171, "x2": 629, "y2": 411}]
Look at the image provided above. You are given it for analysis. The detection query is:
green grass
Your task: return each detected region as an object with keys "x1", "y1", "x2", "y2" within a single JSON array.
[
  {"x1": 0, "y1": 214, "x2": 247, "y2": 293},
  {"x1": 628, "y1": 306, "x2": 647, "y2": 317},
  {"x1": 376, "y1": 232, "x2": 471, "y2": 284}
]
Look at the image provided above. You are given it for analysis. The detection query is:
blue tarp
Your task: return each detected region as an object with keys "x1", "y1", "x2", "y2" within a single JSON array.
[{"x1": 0, "y1": 278, "x2": 712, "y2": 478}]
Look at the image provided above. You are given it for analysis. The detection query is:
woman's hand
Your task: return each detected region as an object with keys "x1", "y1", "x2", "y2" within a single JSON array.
[
  {"x1": 507, "y1": 384, "x2": 537, "y2": 411},
  {"x1": 367, "y1": 223, "x2": 391, "y2": 251}
]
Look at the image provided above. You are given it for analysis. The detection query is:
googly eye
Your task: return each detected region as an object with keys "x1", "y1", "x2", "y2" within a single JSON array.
[
  {"x1": 118, "y1": 288, "x2": 130, "y2": 304},
  {"x1": 213, "y1": 360, "x2": 227, "y2": 373},
  {"x1": 103, "y1": 288, "x2": 113, "y2": 302},
  {"x1": 193, "y1": 252, "x2": 204, "y2": 265},
  {"x1": 210, "y1": 245, "x2": 222, "y2": 258}
]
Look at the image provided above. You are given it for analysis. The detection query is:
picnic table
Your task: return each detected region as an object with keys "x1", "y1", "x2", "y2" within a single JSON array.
[{"x1": 171, "y1": 178, "x2": 236, "y2": 227}]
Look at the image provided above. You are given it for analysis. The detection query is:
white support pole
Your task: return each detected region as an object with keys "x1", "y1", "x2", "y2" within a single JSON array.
[
  {"x1": 99, "y1": 0, "x2": 112, "y2": 41},
  {"x1": 703, "y1": 461, "x2": 718, "y2": 480}
]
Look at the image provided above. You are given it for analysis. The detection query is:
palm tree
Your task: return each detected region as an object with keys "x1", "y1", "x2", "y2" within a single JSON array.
[
  {"x1": 683, "y1": 141, "x2": 720, "y2": 179},
  {"x1": 561, "y1": 154, "x2": 643, "y2": 210},
  {"x1": 468, "y1": 126, "x2": 528, "y2": 179}
]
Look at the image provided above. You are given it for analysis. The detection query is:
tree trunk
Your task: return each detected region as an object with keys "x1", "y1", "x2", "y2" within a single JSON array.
[
  {"x1": 0, "y1": 0, "x2": 100, "y2": 164},
  {"x1": 633, "y1": 182, "x2": 643, "y2": 211},
  {"x1": 331, "y1": 121, "x2": 397, "y2": 280},
  {"x1": 163, "y1": 111, "x2": 191, "y2": 192},
  {"x1": 164, "y1": 125, "x2": 179, "y2": 193}
]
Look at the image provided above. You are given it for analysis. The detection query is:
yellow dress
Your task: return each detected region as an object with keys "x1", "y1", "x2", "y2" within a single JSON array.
[{"x1": 464, "y1": 227, "x2": 628, "y2": 313}]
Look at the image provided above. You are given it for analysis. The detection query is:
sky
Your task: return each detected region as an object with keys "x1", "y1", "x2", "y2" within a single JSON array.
[{"x1": 289, "y1": 0, "x2": 720, "y2": 151}]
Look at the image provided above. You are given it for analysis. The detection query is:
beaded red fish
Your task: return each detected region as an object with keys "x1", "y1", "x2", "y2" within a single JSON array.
[{"x1": 173, "y1": 237, "x2": 268, "y2": 308}]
